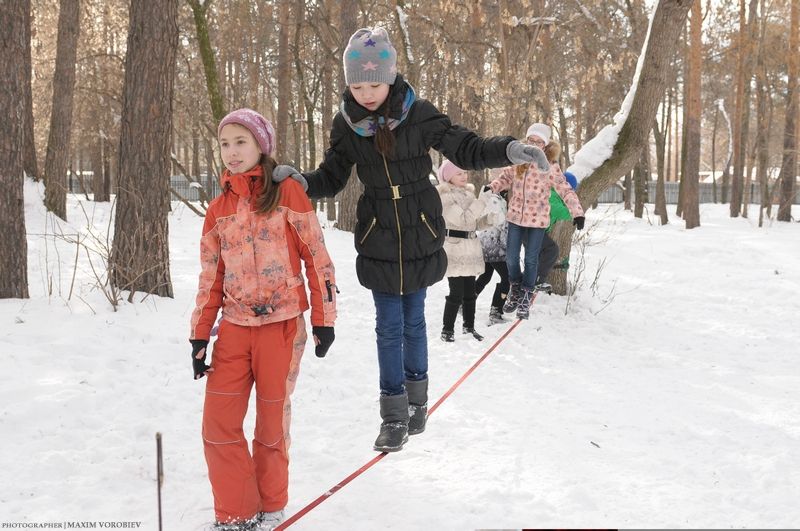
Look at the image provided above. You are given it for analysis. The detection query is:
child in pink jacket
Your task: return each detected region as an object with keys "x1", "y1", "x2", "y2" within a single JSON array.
[{"x1": 488, "y1": 123, "x2": 585, "y2": 319}]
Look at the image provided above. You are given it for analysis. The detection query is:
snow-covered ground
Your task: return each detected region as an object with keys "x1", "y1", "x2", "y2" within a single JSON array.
[{"x1": 2, "y1": 180, "x2": 799, "y2": 529}]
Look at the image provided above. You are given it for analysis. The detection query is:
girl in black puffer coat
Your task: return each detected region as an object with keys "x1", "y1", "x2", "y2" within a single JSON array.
[{"x1": 273, "y1": 27, "x2": 549, "y2": 453}]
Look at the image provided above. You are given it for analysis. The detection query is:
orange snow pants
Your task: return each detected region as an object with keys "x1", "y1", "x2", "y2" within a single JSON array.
[{"x1": 202, "y1": 315, "x2": 307, "y2": 523}]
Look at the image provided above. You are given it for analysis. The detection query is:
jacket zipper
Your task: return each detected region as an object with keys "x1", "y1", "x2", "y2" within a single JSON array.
[
  {"x1": 325, "y1": 278, "x2": 337, "y2": 302},
  {"x1": 382, "y1": 155, "x2": 404, "y2": 295},
  {"x1": 420, "y1": 212, "x2": 438, "y2": 238},
  {"x1": 359, "y1": 216, "x2": 377, "y2": 245}
]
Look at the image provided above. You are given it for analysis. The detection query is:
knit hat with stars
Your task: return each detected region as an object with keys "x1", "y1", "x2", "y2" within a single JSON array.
[{"x1": 343, "y1": 27, "x2": 398, "y2": 85}]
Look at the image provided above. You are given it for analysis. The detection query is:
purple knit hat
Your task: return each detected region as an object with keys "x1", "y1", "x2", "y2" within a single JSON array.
[{"x1": 217, "y1": 108, "x2": 275, "y2": 156}]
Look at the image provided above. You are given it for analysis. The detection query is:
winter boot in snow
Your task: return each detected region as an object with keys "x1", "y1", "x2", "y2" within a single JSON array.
[
  {"x1": 516, "y1": 286, "x2": 536, "y2": 320},
  {"x1": 440, "y1": 329, "x2": 455, "y2": 342},
  {"x1": 488, "y1": 306, "x2": 506, "y2": 325},
  {"x1": 406, "y1": 378, "x2": 428, "y2": 435},
  {"x1": 534, "y1": 282, "x2": 553, "y2": 295},
  {"x1": 255, "y1": 510, "x2": 285, "y2": 531},
  {"x1": 503, "y1": 281, "x2": 522, "y2": 313},
  {"x1": 373, "y1": 393, "x2": 410, "y2": 452},
  {"x1": 462, "y1": 326, "x2": 484, "y2": 341},
  {"x1": 209, "y1": 516, "x2": 258, "y2": 531}
]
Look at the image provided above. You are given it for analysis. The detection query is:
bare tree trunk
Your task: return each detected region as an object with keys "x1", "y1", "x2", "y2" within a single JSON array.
[
  {"x1": 665, "y1": 85, "x2": 673, "y2": 185},
  {"x1": 756, "y1": 0, "x2": 769, "y2": 226},
  {"x1": 334, "y1": 0, "x2": 361, "y2": 233},
  {"x1": 275, "y1": 0, "x2": 292, "y2": 162},
  {"x1": 778, "y1": 0, "x2": 798, "y2": 221},
  {"x1": 741, "y1": 0, "x2": 758, "y2": 218},
  {"x1": 552, "y1": 0, "x2": 693, "y2": 295},
  {"x1": 43, "y1": 0, "x2": 80, "y2": 221},
  {"x1": 653, "y1": 118, "x2": 669, "y2": 224},
  {"x1": 557, "y1": 96, "x2": 571, "y2": 167},
  {"x1": 293, "y1": 1, "x2": 316, "y2": 175},
  {"x1": 731, "y1": 0, "x2": 758, "y2": 217},
  {"x1": 192, "y1": 115, "x2": 200, "y2": 179},
  {"x1": 683, "y1": 1, "x2": 702, "y2": 229},
  {"x1": 677, "y1": 32, "x2": 688, "y2": 219},
  {"x1": 633, "y1": 145, "x2": 649, "y2": 219},
  {"x1": 91, "y1": 131, "x2": 109, "y2": 201},
  {"x1": 0, "y1": 0, "x2": 30, "y2": 298},
  {"x1": 718, "y1": 98, "x2": 733, "y2": 203},
  {"x1": 711, "y1": 98, "x2": 718, "y2": 203},
  {"x1": 110, "y1": 0, "x2": 178, "y2": 299},
  {"x1": 322, "y1": 62, "x2": 337, "y2": 221},
  {"x1": 22, "y1": 1, "x2": 37, "y2": 181},
  {"x1": 624, "y1": 171, "x2": 632, "y2": 210},
  {"x1": 187, "y1": 0, "x2": 226, "y2": 123}
]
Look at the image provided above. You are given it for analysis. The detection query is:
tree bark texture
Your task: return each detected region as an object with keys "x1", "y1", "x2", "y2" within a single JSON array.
[
  {"x1": 110, "y1": 0, "x2": 178, "y2": 299},
  {"x1": 778, "y1": 0, "x2": 798, "y2": 221},
  {"x1": 43, "y1": 0, "x2": 80, "y2": 220},
  {"x1": 0, "y1": 0, "x2": 30, "y2": 298}
]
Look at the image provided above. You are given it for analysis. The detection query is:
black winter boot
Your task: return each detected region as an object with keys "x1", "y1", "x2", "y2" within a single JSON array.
[
  {"x1": 406, "y1": 378, "x2": 428, "y2": 435},
  {"x1": 462, "y1": 326, "x2": 484, "y2": 341},
  {"x1": 516, "y1": 286, "x2": 536, "y2": 320},
  {"x1": 503, "y1": 281, "x2": 522, "y2": 313},
  {"x1": 488, "y1": 306, "x2": 506, "y2": 325},
  {"x1": 373, "y1": 393, "x2": 410, "y2": 452}
]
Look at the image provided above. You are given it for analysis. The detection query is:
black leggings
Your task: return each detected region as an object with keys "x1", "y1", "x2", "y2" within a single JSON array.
[
  {"x1": 475, "y1": 261, "x2": 510, "y2": 310},
  {"x1": 443, "y1": 276, "x2": 477, "y2": 330}
]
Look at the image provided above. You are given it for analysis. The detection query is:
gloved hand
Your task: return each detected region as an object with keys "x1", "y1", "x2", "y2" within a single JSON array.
[
  {"x1": 273, "y1": 165, "x2": 308, "y2": 191},
  {"x1": 312, "y1": 326, "x2": 335, "y2": 358},
  {"x1": 573, "y1": 216, "x2": 585, "y2": 230},
  {"x1": 190, "y1": 339, "x2": 214, "y2": 380},
  {"x1": 506, "y1": 140, "x2": 550, "y2": 172}
]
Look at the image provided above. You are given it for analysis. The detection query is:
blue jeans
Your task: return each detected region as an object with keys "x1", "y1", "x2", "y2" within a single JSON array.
[
  {"x1": 506, "y1": 222, "x2": 546, "y2": 289},
  {"x1": 371, "y1": 288, "x2": 428, "y2": 396}
]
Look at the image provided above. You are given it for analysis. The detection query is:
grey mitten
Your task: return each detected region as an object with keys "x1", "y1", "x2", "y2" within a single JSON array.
[
  {"x1": 272, "y1": 164, "x2": 308, "y2": 191},
  {"x1": 506, "y1": 141, "x2": 550, "y2": 172}
]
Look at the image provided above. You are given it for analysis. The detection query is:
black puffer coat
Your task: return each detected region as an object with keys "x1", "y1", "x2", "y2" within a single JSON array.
[{"x1": 304, "y1": 80, "x2": 514, "y2": 295}]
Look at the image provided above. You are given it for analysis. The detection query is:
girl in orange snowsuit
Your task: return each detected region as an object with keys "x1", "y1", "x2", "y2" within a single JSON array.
[{"x1": 189, "y1": 108, "x2": 337, "y2": 530}]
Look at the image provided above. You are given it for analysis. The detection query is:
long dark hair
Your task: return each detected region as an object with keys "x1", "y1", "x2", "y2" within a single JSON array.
[
  {"x1": 255, "y1": 154, "x2": 280, "y2": 214},
  {"x1": 374, "y1": 91, "x2": 396, "y2": 157}
]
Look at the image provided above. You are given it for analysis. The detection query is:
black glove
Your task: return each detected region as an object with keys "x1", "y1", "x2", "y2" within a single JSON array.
[
  {"x1": 312, "y1": 326, "x2": 335, "y2": 358},
  {"x1": 573, "y1": 216, "x2": 585, "y2": 230},
  {"x1": 190, "y1": 339, "x2": 213, "y2": 380}
]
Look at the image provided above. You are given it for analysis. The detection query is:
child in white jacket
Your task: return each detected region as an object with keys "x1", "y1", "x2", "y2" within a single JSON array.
[{"x1": 437, "y1": 160, "x2": 500, "y2": 342}]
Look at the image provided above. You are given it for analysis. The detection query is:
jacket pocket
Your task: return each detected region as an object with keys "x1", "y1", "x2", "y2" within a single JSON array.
[
  {"x1": 359, "y1": 217, "x2": 377, "y2": 245},
  {"x1": 419, "y1": 212, "x2": 438, "y2": 238}
]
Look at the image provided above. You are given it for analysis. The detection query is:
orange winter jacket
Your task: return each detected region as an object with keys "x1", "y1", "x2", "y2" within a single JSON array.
[{"x1": 190, "y1": 166, "x2": 336, "y2": 341}]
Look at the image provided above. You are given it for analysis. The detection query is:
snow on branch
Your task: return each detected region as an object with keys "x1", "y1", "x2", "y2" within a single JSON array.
[
  {"x1": 510, "y1": 16, "x2": 558, "y2": 27},
  {"x1": 396, "y1": 6, "x2": 415, "y2": 63}
]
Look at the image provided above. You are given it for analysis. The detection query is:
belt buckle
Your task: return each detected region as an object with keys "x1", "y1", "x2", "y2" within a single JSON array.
[
  {"x1": 251, "y1": 304, "x2": 274, "y2": 316},
  {"x1": 390, "y1": 184, "x2": 401, "y2": 200}
]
